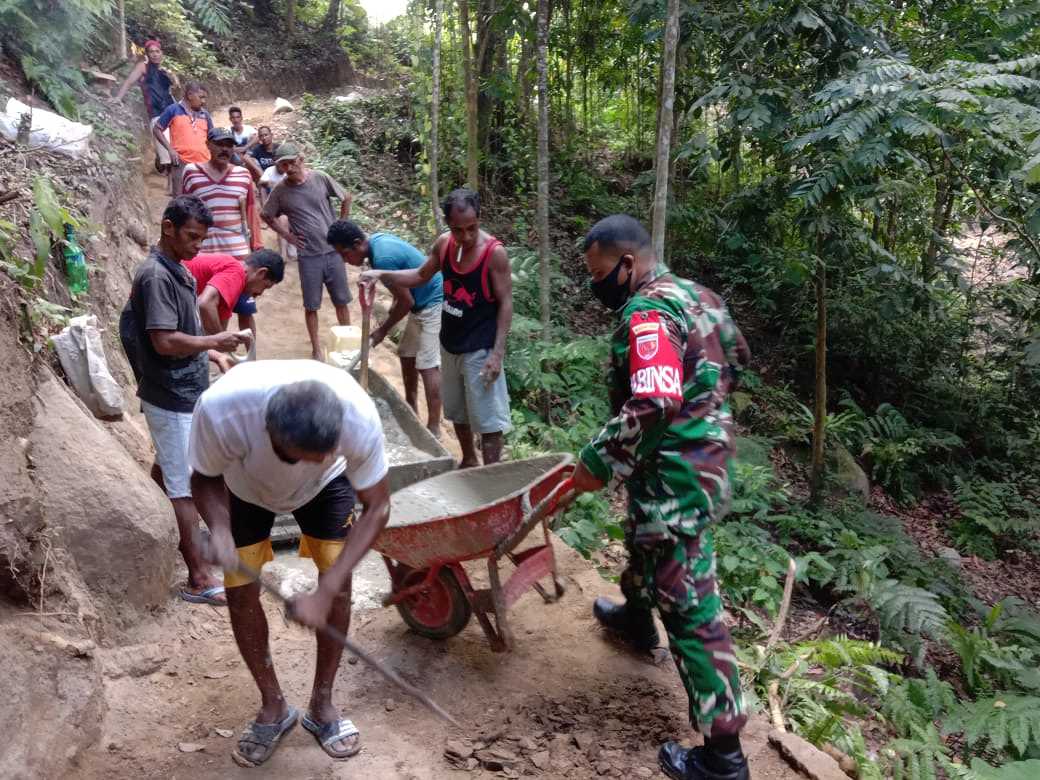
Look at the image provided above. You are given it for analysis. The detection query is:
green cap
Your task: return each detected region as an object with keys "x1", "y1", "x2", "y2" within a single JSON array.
[{"x1": 274, "y1": 142, "x2": 301, "y2": 163}]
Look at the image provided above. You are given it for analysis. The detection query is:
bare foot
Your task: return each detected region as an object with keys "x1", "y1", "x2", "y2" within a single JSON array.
[
  {"x1": 311, "y1": 349, "x2": 324, "y2": 362},
  {"x1": 457, "y1": 459, "x2": 479, "y2": 470},
  {"x1": 427, "y1": 424, "x2": 442, "y2": 440}
]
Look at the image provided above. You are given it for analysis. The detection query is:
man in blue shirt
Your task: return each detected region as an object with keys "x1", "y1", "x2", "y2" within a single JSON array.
[{"x1": 328, "y1": 220, "x2": 444, "y2": 436}]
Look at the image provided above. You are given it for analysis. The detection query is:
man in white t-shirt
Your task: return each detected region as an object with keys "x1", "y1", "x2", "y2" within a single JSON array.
[
  {"x1": 229, "y1": 105, "x2": 261, "y2": 179},
  {"x1": 189, "y1": 360, "x2": 389, "y2": 767}
]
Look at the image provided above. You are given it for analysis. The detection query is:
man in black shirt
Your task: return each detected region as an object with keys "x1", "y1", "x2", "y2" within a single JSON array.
[
  {"x1": 120, "y1": 195, "x2": 248, "y2": 606},
  {"x1": 249, "y1": 126, "x2": 278, "y2": 175}
]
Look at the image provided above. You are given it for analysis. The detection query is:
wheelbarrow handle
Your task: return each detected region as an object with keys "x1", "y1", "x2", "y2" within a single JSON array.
[{"x1": 494, "y1": 476, "x2": 576, "y2": 559}]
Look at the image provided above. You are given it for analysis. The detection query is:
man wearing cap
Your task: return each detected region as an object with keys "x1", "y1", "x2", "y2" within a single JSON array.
[
  {"x1": 154, "y1": 82, "x2": 214, "y2": 196},
  {"x1": 114, "y1": 39, "x2": 180, "y2": 185},
  {"x1": 181, "y1": 127, "x2": 265, "y2": 338},
  {"x1": 261, "y1": 144, "x2": 354, "y2": 361}
]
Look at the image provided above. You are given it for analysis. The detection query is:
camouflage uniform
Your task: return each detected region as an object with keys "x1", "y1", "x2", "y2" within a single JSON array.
[{"x1": 579, "y1": 268, "x2": 750, "y2": 738}]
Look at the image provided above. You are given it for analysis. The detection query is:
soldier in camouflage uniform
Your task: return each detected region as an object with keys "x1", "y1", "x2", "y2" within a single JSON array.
[{"x1": 568, "y1": 214, "x2": 751, "y2": 780}]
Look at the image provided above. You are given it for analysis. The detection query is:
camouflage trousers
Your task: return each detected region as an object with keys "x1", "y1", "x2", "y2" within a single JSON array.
[{"x1": 620, "y1": 526, "x2": 748, "y2": 738}]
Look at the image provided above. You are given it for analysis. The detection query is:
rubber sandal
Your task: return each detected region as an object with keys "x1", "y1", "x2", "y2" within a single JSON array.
[
  {"x1": 301, "y1": 714, "x2": 361, "y2": 759},
  {"x1": 232, "y1": 706, "x2": 299, "y2": 768},
  {"x1": 179, "y1": 585, "x2": 227, "y2": 606}
]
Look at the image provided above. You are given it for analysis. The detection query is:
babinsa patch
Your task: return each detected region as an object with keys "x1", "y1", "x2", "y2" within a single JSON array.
[{"x1": 628, "y1": 310, "x2": 682, "y2": 401}]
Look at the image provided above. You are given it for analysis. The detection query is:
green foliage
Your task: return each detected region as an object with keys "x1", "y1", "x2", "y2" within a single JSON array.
[
  {"x1": 1, "y1": 177, "x2": 82, "y2": 292},
  {"x1": 0, "y1": 0, "x2": 112, "y2": 118},
  {"x1": 744, "y1": 636, "x2": 901, "y2": 779},
  {"x1": 953, "y1": 477, "x2": 1040, "y2": 560},
  {"x1": 836, "y1": 401, "x2": 962, "y2": 502},
  {"x1": 872, "y1": 580, "x2": 950, "y2": 641},
  {"x1": 948, "y1": 694, "x2": 1040, "y2": 758},
  {"x1": 182, "y1": 0, "x2": 231, "y2": 34}
]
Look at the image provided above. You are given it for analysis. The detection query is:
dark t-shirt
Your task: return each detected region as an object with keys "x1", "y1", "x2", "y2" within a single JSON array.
[
  {"x1": 120, "y1": 247, "x2": 209, "y2": 412},
  {"x1": 141, "y1": 62, "x2": 174, "y2": 119},
  {"x1": 261, "y1": 170, "x2": 346, "y2": 256},
  {"x1": 250, "y1": 144, "x2": 277, "y2": 170}
]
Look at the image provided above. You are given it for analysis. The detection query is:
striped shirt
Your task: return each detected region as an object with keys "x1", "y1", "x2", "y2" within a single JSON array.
[{"x1": 181, "y1": 164, "x2": 254, "y2": 258}]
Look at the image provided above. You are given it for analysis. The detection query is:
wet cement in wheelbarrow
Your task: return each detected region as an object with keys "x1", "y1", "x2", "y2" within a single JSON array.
[
  {"x1": 373, "y1": 396, "x2": 432, "y2": 466},
  {"x1": 388, "y1": 456, "x2": 563, "y2": 527}
]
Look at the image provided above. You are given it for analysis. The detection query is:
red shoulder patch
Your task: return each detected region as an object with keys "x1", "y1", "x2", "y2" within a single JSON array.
[{"x1": 628, "y1": 311, "x2": 683, "y2": 401}]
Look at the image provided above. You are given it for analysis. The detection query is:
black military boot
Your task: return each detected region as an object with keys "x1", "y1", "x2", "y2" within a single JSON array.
[
  {"x1": 592, "y1": 596, "x2": 659, "y2": 652},
  {"x1": 658, "y1": 740, "x2": 750, "y2": 780}
]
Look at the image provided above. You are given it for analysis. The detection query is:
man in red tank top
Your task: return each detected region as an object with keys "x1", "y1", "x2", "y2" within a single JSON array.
[{"x1": 360, "y1": 189, "x2": 513, "y2": 466}]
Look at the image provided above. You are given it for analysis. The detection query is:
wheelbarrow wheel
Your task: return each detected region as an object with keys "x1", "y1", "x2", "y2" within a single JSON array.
[{"x1": 395, "y1": 566, "x2": 472, "y2": 640}]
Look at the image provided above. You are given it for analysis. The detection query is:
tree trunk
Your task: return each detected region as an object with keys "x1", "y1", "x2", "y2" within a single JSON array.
[
  {"x1": 286, "y1": 0, "x2": 296, "y2": 40},
  {"x1": 884, "y1": 201, "x2": 898, "y2": 254},
  {"x1": 324, "y1": 0, "x2": 342, "y2": 29},
  {"x1": 651, "y1": 0, "x2": 680, "y2": 262},
  {"x1": 430, "y1": 0, "x2": 444, "y2": 232},
  {"x1": 536, "y1": 0, "x2": 551, "y2": 340},
  {"x1": 809, "y1": 235, "x2": 828, "y2": 504},
  {"x1": 116, "y1": 0, "x2": 127, "y2": 60},
  {"x1": 563, "y1": 0, "x2": 574, "y2": 143},
  {"x1": 922, "y1": 165, "x2": 954, "y2": 285},
  {"x1": 459, "y1": 0, "x2": 479, "y2": 189}
]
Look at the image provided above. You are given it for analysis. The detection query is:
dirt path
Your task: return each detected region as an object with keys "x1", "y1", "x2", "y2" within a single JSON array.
[{"x1": 85, "y1": 97, "x2": 801, "y2": 780}]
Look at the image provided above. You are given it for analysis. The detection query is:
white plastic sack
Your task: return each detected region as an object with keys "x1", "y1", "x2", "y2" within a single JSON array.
[
  {"x1": 0, "y1": 98, "x2": 93, "y2": 158},
  {"x1": 53, "y1": 315, "x2": 124, "y2": 418},
  {"x1": 273, "y1": 97, "x2": 295, "y2": 114},
  {"x1": 333, "y1": 92, "x2": 364, "y2": 104}
]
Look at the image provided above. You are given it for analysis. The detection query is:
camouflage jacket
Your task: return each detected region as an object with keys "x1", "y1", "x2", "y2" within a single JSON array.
[{"x1": 578, "y1": 268, "x2": 751, "y2": 545}]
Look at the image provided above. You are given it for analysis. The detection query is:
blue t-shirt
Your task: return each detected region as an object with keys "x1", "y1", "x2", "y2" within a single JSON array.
[{"x1": 369, "y1": 233, "x2": 443, "y2": 312}]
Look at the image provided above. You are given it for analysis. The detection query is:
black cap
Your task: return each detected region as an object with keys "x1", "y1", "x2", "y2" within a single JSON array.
[{"x1": 207, "y1": 126, "x2": 234, "y2": 143}]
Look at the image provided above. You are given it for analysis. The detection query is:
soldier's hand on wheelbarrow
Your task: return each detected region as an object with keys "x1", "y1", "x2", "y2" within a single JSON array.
[{"x1": 570, "y1": 460, "x2": 606, "y2": 496}]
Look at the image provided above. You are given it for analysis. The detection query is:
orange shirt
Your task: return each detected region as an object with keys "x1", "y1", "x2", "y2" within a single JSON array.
[{"x1": 156, "y1": 102, "x2": 212, "y2": 164}]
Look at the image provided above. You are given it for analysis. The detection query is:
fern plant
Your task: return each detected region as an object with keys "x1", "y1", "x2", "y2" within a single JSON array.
[
  {"x1": 953, "y1": 477, "x2": 1040, "y2": 560},
  {"x1": 947, "y1": 694, "x2": 1040, "y2": 758}
]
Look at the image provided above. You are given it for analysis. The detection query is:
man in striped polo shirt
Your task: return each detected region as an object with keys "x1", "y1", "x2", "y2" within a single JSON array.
[{"x1": 182, "y1": 127, "x2": 264, "y2": 335}]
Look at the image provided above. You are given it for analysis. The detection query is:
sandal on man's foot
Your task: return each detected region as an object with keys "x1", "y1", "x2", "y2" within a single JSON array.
[
  {"x1": 301, "y1": 714, "x2": 361, "y2": 759},
  {"x1": 231, "y1": 706, "x2": 299, "y2": 768},
  {"x1": 180, "y1": 585, "x2": 227, "y2": 606}
]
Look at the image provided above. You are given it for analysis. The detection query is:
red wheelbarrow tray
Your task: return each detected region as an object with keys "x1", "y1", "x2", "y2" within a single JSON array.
[
  {"x1": 376, "y1": 453, "x2": 573, "y2": 567},
  {"x1": 374, "y1": 453, "x2": 574, "y2": 651}
]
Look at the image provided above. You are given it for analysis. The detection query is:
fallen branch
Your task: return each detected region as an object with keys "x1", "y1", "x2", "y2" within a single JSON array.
[
  {"x1": 0, "y1": 189, "x2": 21, "y2": 206},
  {"x1": 768, "y1": 680, "x2": 785, "y2": 731},
  {"x1": 766, "y1": 557, "x2": 797, "y2": 652}
]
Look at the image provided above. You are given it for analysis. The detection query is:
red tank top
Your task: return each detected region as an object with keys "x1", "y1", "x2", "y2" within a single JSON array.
[{"x1": 439, "y1": 235, "x2": 502, "y2": 354}]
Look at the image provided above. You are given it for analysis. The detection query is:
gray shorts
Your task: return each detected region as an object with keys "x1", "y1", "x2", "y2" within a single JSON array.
[
  {"x1": 299, "y1": 250, "x2": 352, "y2": 311},
  {"x1": 441, "y1": 348, "x2": 511, "y2": 434},
  {"x1": 398, "y1": 305, "x2": 442, "y2": 370},
  {"x1": 141, "y1": 400, "x2": 193, "y2": 499}
]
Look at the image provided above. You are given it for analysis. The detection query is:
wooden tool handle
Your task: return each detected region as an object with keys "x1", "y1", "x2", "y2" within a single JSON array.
[{"x1": 358, "y1": 281, "x2": 374, "y2": 390}]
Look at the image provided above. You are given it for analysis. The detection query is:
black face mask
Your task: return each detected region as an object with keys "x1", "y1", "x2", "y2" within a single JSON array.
[{"x1": 590, "y1": 258, "x2": 631, "y2": 311}]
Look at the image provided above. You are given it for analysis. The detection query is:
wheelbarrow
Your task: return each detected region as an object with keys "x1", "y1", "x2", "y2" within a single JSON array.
[{"x1": 374, "y1": 454, "x2": 575, "y2": 652}]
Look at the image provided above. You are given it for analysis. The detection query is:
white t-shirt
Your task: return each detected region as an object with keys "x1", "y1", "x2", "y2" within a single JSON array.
[
  {"x1": 189, "y1": 360, "x2": 387, "y2": 513},
  {"x1": 260, "y1": 165, "x2": 285, "y2": 190},
  {"x1": 232, "y1": 124, "x2": 256, "y2": 147}
]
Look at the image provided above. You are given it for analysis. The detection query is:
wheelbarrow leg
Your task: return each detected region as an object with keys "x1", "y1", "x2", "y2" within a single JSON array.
[
  {"x1": 487, "y1": 555, "x2": 515, "y2": 652},
  {"x1": 542, "y1": 514, "x2": 566, "y2": 599},
  {"x1": 451, "y1": 563, "x2": 508, "y2": 652}
]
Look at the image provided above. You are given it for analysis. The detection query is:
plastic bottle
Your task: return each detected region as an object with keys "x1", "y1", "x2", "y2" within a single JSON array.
[{"x1": 62, "y1": 224, "x2": 88, "y2": 296}]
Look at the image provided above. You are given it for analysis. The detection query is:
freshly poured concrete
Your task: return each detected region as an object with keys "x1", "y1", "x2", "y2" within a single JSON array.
[{"x1": 389, "y1": 455, "x2": 566, "y2": 528}]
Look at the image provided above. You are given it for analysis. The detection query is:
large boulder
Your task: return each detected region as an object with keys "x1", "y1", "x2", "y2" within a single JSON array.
[
  {"x1": 828, "y1": 441, "x2": 870, "y2": 504},
  {"x1": 0, "y1": 622, "x2": 105, "y2": 779},
  {"x1": 29, "y1": 372, "x2": 177, "y2": 620}
]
